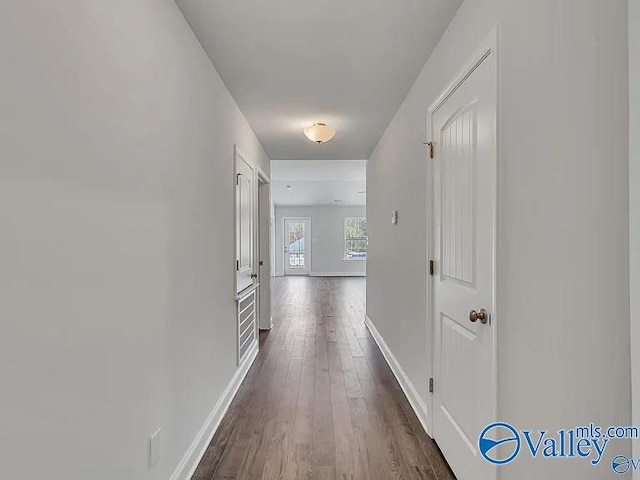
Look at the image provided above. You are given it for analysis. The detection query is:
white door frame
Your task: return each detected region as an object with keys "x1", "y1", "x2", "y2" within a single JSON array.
[
  {"x1": 257, "y1": 167, "x2": 272, "y2": 330},
  {"x1": 283, "y1": 216, "x2": 311, "y2": 275},
  {"x1": 426, "y1": 28, "x2": 498, "y2": 464}
]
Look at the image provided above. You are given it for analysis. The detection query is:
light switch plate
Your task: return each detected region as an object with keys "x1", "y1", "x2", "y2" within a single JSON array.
[
  {"x1": 149, "y1": 428, "x2": 162, "y2": 468},
  {"x1": 391, "y1": 210, "x2": 398, "y2": 225}
]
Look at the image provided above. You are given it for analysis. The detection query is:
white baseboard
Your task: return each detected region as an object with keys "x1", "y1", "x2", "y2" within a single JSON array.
[
  {"x1": 310, "y1": 272, "x2": 366, "y2": 277},
  {"x1": 364, "y1": 316, "x2": 431, "y2": 436},
  {"x1": 169, "y1": 340, "x2": 259, "y2": 480}
]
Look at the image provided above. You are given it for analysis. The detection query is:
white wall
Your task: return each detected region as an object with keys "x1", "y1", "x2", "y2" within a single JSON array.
[
  {"x1": 0, "y1": 2, "x2": 269, "y2": 480},
  {"x1": 631, "y1": 0, "x2": 640, "y2": 471},
  {"x1": 367, "y1": 0, "x2": 630, "y2": 478},
  {"x1": 275, "y1": 206, "x2": 367, "y2": 277}
]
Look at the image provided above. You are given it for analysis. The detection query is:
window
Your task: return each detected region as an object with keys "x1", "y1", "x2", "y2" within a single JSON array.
[{"x1": 344, "y1": 217, "x2": 367, "y2": 261}]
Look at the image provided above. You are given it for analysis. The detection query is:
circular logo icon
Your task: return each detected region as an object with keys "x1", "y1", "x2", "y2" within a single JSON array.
[
  {"x1": 612, "y1": 455, "x2": 630, "y2": 475},
  {"x1": 478, "y1": 422, "x2": 521, "y2": 465}
]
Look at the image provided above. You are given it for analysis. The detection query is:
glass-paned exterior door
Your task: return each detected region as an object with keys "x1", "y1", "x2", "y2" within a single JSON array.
[{"x1": 284, "y1": 218, "x2": 310, "y2": 275}]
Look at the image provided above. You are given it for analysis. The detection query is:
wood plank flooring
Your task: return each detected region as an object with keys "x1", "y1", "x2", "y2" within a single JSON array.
[{"x1": 192, "y1": 277, "x2": 455, "y2": 480}]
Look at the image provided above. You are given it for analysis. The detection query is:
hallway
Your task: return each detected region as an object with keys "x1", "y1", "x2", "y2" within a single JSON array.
[
  {"x1": 1, "y1": 2, "x2": 635, "y2": 478},
  {"x1": 193, "y1": 277, "x2": 453, "y2": 480}
]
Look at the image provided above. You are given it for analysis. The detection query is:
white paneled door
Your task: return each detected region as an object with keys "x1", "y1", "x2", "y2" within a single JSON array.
[
  {"x1": 284, "y1": 218, "x2": 310, "y2": 275},
  {"x1": 236, "y1": 149, "x2": 256, "y2": 293},
  {"x1": 429, "y1": 34, "x2": 497, "y2": 480}
]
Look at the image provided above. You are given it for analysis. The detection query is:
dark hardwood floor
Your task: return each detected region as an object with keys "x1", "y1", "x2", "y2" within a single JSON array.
[{"x1": 192, "y1": 277, "x2": 455, "y2": 480}]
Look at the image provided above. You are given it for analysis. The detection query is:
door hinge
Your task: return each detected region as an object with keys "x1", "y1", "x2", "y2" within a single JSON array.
[
  {"x1": 429, "y1": 377, "x2": 434, "y2": 393},
  {"x1": 424, "y1": 141, "x2": 434, "y2": 159},
  {"x1": 429, "y1": 260, "x2": 435, "y2": 276},
  {"x1": 236, "y1": 260, "x2": 239, "y2": 271}
]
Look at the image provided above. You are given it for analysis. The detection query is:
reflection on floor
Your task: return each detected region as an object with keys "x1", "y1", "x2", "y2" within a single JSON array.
[{"x1": 193, "y1": 276, "x2": 455, "y2": 480}]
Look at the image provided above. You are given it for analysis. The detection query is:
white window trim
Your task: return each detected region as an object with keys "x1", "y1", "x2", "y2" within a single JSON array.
[{"x1": 344, "y1": 217, "x2": 367, "y2": 262}]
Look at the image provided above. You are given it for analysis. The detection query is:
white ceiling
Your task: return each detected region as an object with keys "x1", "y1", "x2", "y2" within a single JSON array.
[
  {"x1": 271, "y1": 160, "x2": 366, "y2": 206},
  {"x1": 176, "y1": 0, "x2": 462, "y2": 160}
]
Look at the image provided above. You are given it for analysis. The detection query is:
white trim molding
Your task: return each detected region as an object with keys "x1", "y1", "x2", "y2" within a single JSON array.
[
  {"x1": 364, "y1": 316, "x2": 431, "y2": 436},
  {"x1": 311, "y1": 272, "x2": 366, "y2": 277},
  {"x1": 169, "y1": 341, "x2": 259, "y2": 480}
]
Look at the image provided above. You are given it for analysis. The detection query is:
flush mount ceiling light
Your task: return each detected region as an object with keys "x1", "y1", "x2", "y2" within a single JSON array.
[{"x1": 303, "y1": 123, "x2": 336, "y2": 144}]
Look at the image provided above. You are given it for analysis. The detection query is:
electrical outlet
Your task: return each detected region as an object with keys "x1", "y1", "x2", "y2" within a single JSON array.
[
  {"x1": 149, "y1": 428, "x2": 162, "y2": 468},
  {"x1": 391, "y1": 210, "x2": 398, "y2": 225}
]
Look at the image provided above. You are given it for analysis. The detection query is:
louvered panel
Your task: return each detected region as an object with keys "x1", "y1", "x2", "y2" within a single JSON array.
[
  {"x1": 239, "y1": 295, "x2": 253, "y2": 312},
  {"x1": 237, "y1": 288, "x2": 257, "y2": 364},
  {"x1": 239, "y1": 305, "x2": 255, "y2": 329}
]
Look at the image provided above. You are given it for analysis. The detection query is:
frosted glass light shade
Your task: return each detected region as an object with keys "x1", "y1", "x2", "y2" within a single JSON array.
[{"x1": 303, "y1": 123, "x2": 336, "y2": 144}]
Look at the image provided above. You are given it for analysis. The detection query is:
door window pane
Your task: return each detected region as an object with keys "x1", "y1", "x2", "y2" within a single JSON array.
[{"x1": 287, "y1": 221, "x2": 306, "y2": 268}]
